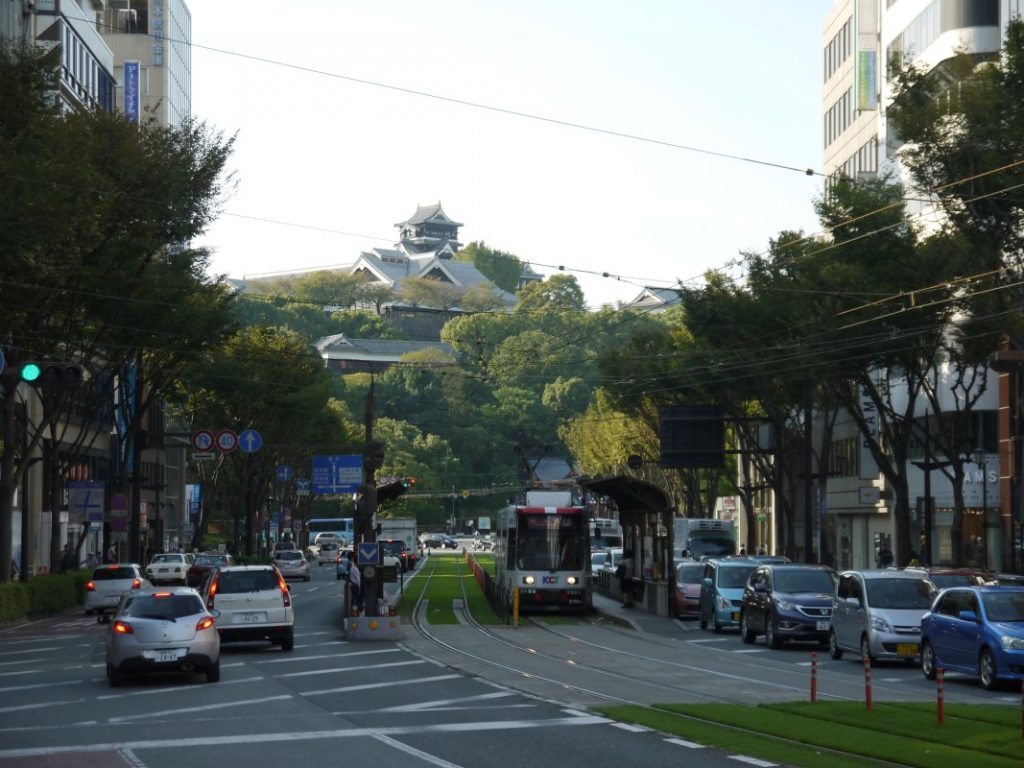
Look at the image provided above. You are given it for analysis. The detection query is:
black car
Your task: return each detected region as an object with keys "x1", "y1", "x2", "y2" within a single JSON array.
[
  {"x1": 380, "y1": 539, "x2": 411, "y2": 571},
  {"x1": 740, "y1": 563, "x2": 837, "y2": 648}
]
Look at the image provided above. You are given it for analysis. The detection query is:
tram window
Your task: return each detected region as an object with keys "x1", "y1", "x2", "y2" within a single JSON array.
[{"x1": 515, "y1": 516, "x2": 586, "y2": 570}]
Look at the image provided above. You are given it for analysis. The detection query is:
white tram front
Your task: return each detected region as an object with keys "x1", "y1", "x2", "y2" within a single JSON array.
[{"x1": 494, "y1": 491, "x2": 591, "y2": 614}]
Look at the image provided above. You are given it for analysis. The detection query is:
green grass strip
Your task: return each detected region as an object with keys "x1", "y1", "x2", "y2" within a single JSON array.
[{"x1": 605, "y1": 702, "x2": 1021, "y2": 768}]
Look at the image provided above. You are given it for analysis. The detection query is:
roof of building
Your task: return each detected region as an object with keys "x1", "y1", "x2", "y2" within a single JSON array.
[
  {"x1": 395, "y1": 202, "x2": 463, "y2": 228},
  {"x1": 315, "y1": 334, "x2": 457, "y2": 361}
]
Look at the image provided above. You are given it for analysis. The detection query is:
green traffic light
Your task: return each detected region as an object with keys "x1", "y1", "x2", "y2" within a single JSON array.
[{"x1": 20, "y1": 363, "x2": 41, "y2": 382}]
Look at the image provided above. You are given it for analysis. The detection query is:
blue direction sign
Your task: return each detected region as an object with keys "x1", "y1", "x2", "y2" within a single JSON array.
[
  {"x1": 275, "y1": 464, "x2": 293, "y2": 482},
  {"x1": 311, "y1": 454, "x2": 362, "y2": 495},
  {"x1": 238, "y1": 428, "x2": 263, "y2": 454},
  {"x1": 357, "y1": 542, "x2": 379, "y2": 566},
  {"x1": 296, "y1": 477, "x2": 310, "y2": 491}
]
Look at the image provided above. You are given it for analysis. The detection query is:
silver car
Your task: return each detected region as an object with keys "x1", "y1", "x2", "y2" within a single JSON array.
[
  {"x1": 201, "y1": 565, "x2": 295, "y2": 651},
  {"x1": 829, "y1": 569, "x2": 937, "y2": 663},
  {"x1": 85, "y1": 563, "x2": 150, "y2": 615},
  {"x1": 105, "y1": 587, "x2": 220, "y2": 687},
  {"x1": 273, "y1": 550, "x2": 311, "y2": 582}
]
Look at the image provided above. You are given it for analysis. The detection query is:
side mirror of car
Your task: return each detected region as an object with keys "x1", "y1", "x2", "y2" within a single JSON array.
[
  {"x1": 702, "y1": 577, "x2": 713, "y2": 587},
  {"x1": 958, "y1": 609, "x2": 979, "y2": 623},
  {"x1": 845, "y1": 596, "x2": 861, "y2": 607},
  {"x1": 754, "y1": 582, "x2": 768, "y2": 593}
]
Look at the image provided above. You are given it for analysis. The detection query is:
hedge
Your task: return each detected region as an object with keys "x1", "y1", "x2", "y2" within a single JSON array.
[{"x1": 0, "y1": 570, "x2": 90, "y2": 624}]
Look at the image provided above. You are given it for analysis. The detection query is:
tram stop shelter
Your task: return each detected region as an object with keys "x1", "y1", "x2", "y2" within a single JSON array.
[{"x1": 581, "y1": 476, "x2": 675, "y2": 617}]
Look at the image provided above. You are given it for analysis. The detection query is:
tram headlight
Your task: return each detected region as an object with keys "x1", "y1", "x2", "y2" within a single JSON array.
[
  {"x1": 523, "y1": 575, "x2": 535, "y2": 585},
  {"x1": 566, "y1": 576, "x2": 577, "y2": 586}
]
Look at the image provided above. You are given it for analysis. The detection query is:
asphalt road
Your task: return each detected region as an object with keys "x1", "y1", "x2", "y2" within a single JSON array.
[{"x1": 0, "y1": 557, "x2": 1015, "y2": 768}]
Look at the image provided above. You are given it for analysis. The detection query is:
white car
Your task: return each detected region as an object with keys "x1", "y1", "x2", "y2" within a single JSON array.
[
  {"x1": 85, "y1": 564, "x2": 151, "y2": 615},
  {"x1": 317, "y1": 542, "x2": 340, "y2": 566},
  {"x1": 201, "y1": 565, "x2": 295, "y2": 651},
  {"x1": 145, "y1": 553, "x2": 190, "y2": 585},
  {"x1": 273, "y1": 550, "x2": 311, "y2": 581}
]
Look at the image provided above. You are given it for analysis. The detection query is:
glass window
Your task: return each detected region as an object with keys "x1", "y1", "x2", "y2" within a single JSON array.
[{"x1": 866, "y1": 577, "x2": 935, "y2": 609}]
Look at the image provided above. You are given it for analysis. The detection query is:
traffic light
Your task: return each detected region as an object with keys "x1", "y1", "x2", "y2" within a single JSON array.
[{"x1": 19, "y1": 362, "x2": 88, "y2": 387}]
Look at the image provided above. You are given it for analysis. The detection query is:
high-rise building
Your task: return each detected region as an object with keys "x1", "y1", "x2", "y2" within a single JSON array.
[{"x1": 99, "y1": 0, "x2": 191, "y2": 127}]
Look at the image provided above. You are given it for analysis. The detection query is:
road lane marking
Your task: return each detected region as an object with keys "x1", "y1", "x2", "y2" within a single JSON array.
[
  {"x1": 0, "y1": 714, "x2": 612, "y2": 758},
  {"x1": 276, "y1": 659, "x2": 424, "y2": 678},
  {"x1": 370, "y1": 731, "x2": 466, "y2": 768},
  {"x1": 381, "y1": 691, "x2": 515, "y2": 713},
  {"x1": 107, "y1": 694, "x2": 293, "y2": 723},
  {"x1": 97, "y1": 676, "x2": 266, "y2": 700},
  {"x1": 0, "y1": 698, "x2": 84, "y2": 713},
  {"x1": 728, "y1": 756, "x2": 777, "y2": 766},
  {"x1": 666, "y1": 737, "x2": 705, "y2": 749},
  {"x1": 611, "y1": 722, "x2": 649, "y2": 732},
  {"x1": 301, "y1": 674, "x2": 460, "y2": 697},
  {"x1": 254, "y1": 648, "x2": 400, "y2": 664}
]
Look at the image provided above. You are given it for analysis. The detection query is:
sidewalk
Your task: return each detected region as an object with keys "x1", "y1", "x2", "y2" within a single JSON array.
[{"x1": 591, "y1": 590, "x2": 684, "y2": 636}]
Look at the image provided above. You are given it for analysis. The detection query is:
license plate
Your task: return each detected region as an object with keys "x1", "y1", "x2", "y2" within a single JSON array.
[
  {"x1": 816, "y1": 621, "x2": 830, "y2": 631},
  {"x1": 731, "y1": 612, "x2": 740, "y2": 621},
  {"x1": 239, "y1": 612, "x2": 264, "y2": 624},
  {"x1": 897, "y1": 643, "x2": 919, "y2": 657},
  {"x1": 158, "y1": 568, "x2": 168, "y2": 573},
  {"x1": 157, "y1": 650, "x2": 178, "y2": 662}
]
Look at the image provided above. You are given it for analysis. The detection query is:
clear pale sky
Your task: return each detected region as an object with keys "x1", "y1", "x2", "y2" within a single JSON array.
[{"x1": 188, "y1": 1, "x2": 835, "y2": 308}]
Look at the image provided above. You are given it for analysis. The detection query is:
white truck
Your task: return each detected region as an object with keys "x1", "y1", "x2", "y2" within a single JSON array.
[
  {"x1": 378, "y1": 518, "x2": 417, "y2": 553},
  {"x1": 674, "y1": 518, "x2": 736, "y2": 561}
]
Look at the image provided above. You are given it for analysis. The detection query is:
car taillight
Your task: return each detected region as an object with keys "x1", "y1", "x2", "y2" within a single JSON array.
[
  {"x1": 207, "y1": 577, "x2": 218, "y2": 610},
  {"x1": 86, "y1": 581, "x2": 96, "y2": 592},
  {"x1": 113, "y1": 620, "x2": 134, "y2": 635},
  {"x1": 278, "y1": 575, "x2": 291, "y2": 608},
  {"x1": 196, "y1": 616, "x2": 215, "y2": 631},
  {"x1": 130, "y1": 579, "x2": 142, "y2": 589}
]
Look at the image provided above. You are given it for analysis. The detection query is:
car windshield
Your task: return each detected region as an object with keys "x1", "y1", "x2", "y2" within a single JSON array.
[
  {"x1": 92, "y1": 567, "x2": 136, "y2": 580},
  {"x1": 930, "y1": 573, "x2": 985, "y2": 588},
  {"x1": 676, "y1": 564, "x2": 704, "y2": 584},
  {"x1": 194, "y1": 555, "x2": 224, "y2": 566},
  {"x1": 123, "y1": 593, "x2": 204, "y2": 619},
  {"x1": 773, "y1": 569, "x2": 835, "y2": 594},
  {"x1": 719, "y1": 565, "x2": 757, "y2": 589},
  {"x1": 151, "y1": 554, "x2": 182, "y2": 564},
  {"x1": 982, "y1": 591, "x2": 1024, "y2": 622},
  {"x1": 865, "y1": 577, "x2": 935, "y2": 609},
  {"x1": 690, "y1": 537, "x2": 735, "y2": 559},
  {"x1": 277, "y1": 552, "x2": 303, "y2": 561},
  {"x1": 216, "y1": 570, "x2": 278, "y2": 593}
]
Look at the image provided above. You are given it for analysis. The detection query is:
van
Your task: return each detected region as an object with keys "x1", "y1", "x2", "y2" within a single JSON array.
[
  {"x1": 317, "y1": 541, "x2": 340, "y2": 566},
  {"x1": 829, "y1": 569, "x2": 937, "y2": 663}
]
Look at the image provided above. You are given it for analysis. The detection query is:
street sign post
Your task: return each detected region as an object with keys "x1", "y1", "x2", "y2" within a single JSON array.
[
  {"x1": 311, "y1": 455, "x2": 362, "y2": 495},
  {"x1": 215, "y1": 429, "x2": 238, "y2": 453},
  {"x1": 238, "y1": 428, "x2": 263, "y2": 454}
]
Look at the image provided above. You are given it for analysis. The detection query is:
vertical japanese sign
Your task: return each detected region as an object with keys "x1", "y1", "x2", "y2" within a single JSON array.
[{"x1": 124, "y1": 60, "x2": 140, "y2": 124}]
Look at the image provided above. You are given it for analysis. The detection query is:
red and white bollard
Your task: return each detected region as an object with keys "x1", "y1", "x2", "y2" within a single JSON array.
[
  {"x1": 863, "y1": 654, "x2": 873, "y2": 711},
  {"x1": 810, "y1": 651, "x2": 818, "y2": 703},
  {"x1": 936, "y1": 668, "x2": 944, "y2": 724}
]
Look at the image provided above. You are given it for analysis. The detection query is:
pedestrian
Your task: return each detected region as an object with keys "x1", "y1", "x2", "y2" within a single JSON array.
[
  {"x1": 59, "y1": 545, "x2": 72, "y2": 573},
  {"x1": 738, "y1": 546, "x2": 747, "y2": 556},
  {"x1": 616, "y1": 549, "x2": 634, "y2": 608},
  {"x1": 347, "y1": 551, "x2": 362, "y2": 615},
  {"x1": 105, "y1": 543, "x2": 116, "y2": 564}
]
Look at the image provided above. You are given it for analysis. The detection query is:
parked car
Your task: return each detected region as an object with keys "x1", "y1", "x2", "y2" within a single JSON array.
[
  {"x1": 674, "y1": 561, "x2": 705, "y2": 619},
  {"x1": 698, "y1": 557, "x2": 759, "y2": 633},
  {"x1": 440, "y1": 534, "x2": 459, "y2": 550},
  {"x1": 145, "y1": 552, "x2": 190, "y2": 585},
  {"x1": 187, "y1": 552, "x2": 235, "y2": 588},
  {"x1": 829, "y1": 569, "x2": 937, "y2": 663},
  {"x1": 105, "y1": 586, "x2": 220, "y2": 687},
  {"x1": 85, "y1": 564, "x2": 150, "y2": 615},
  {"x1": 200, "y1": 565, "x2": 295, "y2": 651},
  {"x1": 422, "y1": 533, "x2": 445, "y2": 549},
  {"x1": 317, "y1": 542, "x2": 340, "y2": 566},
  {"x1": 920, "y1": 585, "x2": 1024, "y2": 690},
  {"x1": 602, "y1": 547, "x2": 625, "y2": 575},
  {"x1": 740, "y1": 564, "x2": 837, "y2": 648},
  {"x1": 273, "y1": 549, "x2": 311, "y2": 582}
]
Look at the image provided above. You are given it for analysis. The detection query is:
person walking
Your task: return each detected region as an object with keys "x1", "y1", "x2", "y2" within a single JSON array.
[{"x1": 616, "y1": 549, "x2": 635, "y2": 608}]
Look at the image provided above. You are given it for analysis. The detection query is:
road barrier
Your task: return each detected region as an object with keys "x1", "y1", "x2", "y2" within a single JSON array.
[
  {"x1": 810, "y1": 651, "x2": 817, "y2": 703},
  {"x1": 936, "y1": 667, "x2": 944, "y2": 724},
  {"x1": 863, "y1": 655, "x2": 872, "y2": 711}
]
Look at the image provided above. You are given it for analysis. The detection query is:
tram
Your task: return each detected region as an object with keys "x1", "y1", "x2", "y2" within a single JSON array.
[{"x1": 493, "y1": 487, "x2": 592, "y2": 614}]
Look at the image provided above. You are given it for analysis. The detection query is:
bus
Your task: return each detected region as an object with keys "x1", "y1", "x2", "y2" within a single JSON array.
[
  {"x1": 307, "y1": 518, "x2": 355, "y2": 548},
  {"x1": 493, "y1": 488, "x2": 591, "y2": 615}
]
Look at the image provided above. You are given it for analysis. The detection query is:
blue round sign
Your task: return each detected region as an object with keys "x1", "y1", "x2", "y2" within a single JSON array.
[
  {"x1": 275, "y1": 464, "x2": 293, "y2": 482},
  {"x1": 237, "y1": 428, "x2": 263, "y2": 454}
]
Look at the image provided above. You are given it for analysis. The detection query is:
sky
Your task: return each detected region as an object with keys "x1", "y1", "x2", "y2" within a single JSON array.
[{"x1": 188, "y1": 1, "x2": 836, "y2": 309}]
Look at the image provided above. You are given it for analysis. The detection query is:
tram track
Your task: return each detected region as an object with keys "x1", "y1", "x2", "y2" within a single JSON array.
[{"x1": 403, "y1": 558, "x2": 925, "y2": 768}]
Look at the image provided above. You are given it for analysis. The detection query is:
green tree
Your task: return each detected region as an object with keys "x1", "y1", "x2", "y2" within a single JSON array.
[{"x1": 456, "y1": 241, "x2": 524, "y2": 294}]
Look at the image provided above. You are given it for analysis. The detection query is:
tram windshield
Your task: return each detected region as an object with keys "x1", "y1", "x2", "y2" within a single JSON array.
[{"x1": 514, "y1": 514, "x2": 586, "y2": 571}]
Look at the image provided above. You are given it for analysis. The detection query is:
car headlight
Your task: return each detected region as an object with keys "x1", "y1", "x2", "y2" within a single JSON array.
[
  {"x1": 870, "y1": 615, "x2": 893, "y2": 633},
  {"x1": 717, "y1": 595, "x2": 731, "y2": 610},
  {"x1": 774, "y1": 598, "x2": 795, "y2": 611},
  {"x1": 566, "y1": 576, "x2": 577, "y2": 586},
  {"x1": 1000, "y1": 635, "x2": 1024, "y2": 651},
  {"x1": 523, "y1": 575, "x2": 535, "y2": 585}
]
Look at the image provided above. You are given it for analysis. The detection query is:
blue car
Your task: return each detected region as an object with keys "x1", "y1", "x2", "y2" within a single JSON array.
[
  {"x1": 920, "y1": 586, "x2": 1024, "y2": 690},
  {"x1": 698, "y1": 558, "x2": 758, "y2": 633},
  {"x1": 335, "y1": 550, "x2": 351, "y2": 581}
]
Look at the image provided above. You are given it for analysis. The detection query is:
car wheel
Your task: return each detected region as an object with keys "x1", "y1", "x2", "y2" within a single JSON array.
[
  {"x1": 829, "y1": 629, "x2": 844, "y2": 660},
  {"x1": 979, "y1": 648, "x2": 999, "y2": 690},
  {"x1": 765, "y1": 614, "x2": 783, "y2": 649},
  {"x1": 206, "y1": 658, "x2": 221, "y2": 683},
  {"x1": 699, "y1": 616, "x2": 708, "y2": 630},
  {"x1": 860, "y1": 634, "x2": 874, "y2": 663},
  {"x1": 281, "y1": 629, "x2": 295, "y2": 652},
  {"x1": 740, "y1": 611, "x2": 756, "y2": 644},
  {"x1": 921, "y1": 641, "x2": 936, "y2": 680},
  {"x1": 305, "y1": 573, "x2": 310, "y2": 582},
  {"x1": 712, "y1": 618, "x2": 723, "y2": 634},
  {"x1": 108, "y1": 661, "x2": 123, "y2": 688}
]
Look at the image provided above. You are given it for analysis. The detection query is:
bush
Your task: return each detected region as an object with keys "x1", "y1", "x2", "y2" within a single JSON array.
[
  {"x1": 0, "y1": 570, "x2": 89, "y2": 624},
  {"x1": 0, "y1": 581, "x2": 31, "y2": 623}
]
